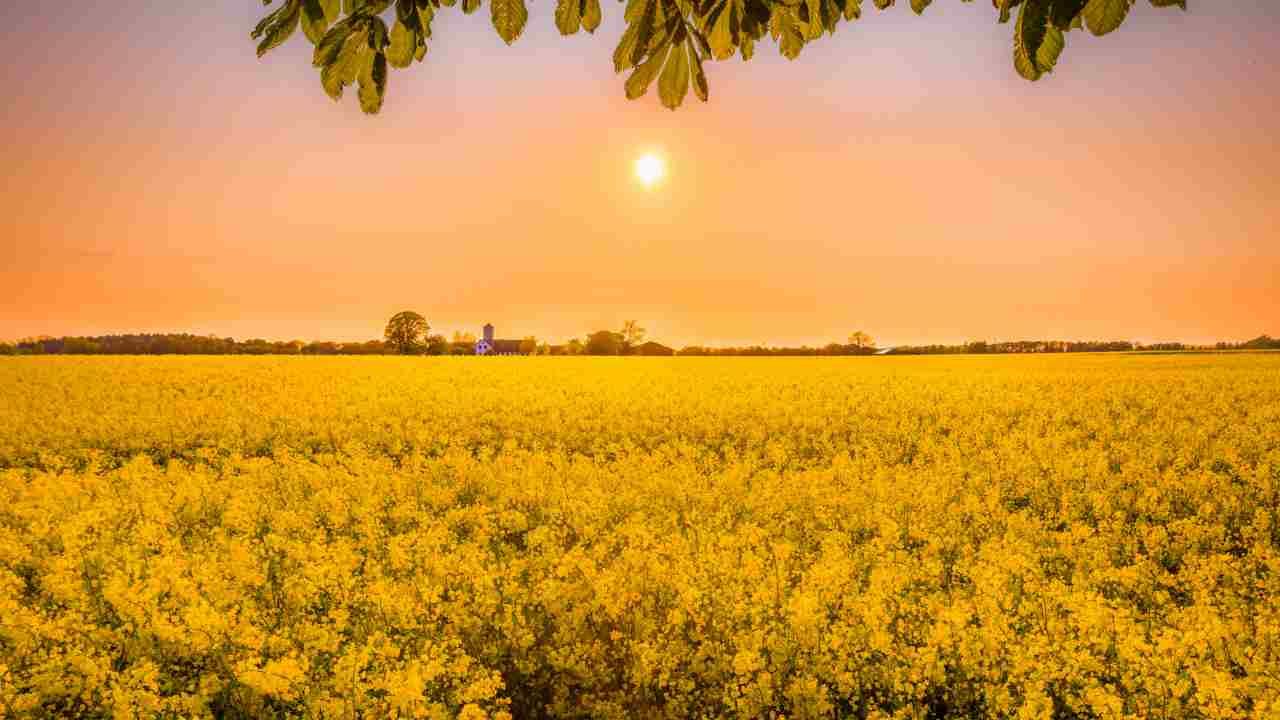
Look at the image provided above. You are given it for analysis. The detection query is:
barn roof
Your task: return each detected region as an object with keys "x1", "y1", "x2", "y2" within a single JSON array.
[{"x1": 637, "y1": 341, "x2": 675, "y2": 356}]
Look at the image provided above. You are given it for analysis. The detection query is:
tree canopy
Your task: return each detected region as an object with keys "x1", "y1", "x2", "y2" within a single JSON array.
[
  {"x1": 384, "y1": 310, "x2": 429, "y2": 353},
  {"x1": 585, "y1": 330, "x2": 625, "y2": 355},
  {"x1": 848, "y1": 331, "x2": 873, "y2": 348},
  {"x1": 252, "y1": 0, "x2": 1188, "y2": 114}
]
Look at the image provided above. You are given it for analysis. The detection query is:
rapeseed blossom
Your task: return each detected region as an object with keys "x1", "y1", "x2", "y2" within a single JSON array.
[{"x1": 1, "y1": 355, "x2": 1277, "y2": 718}]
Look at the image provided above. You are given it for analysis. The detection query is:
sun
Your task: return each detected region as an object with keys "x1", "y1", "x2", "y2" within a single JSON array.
[{"x1": 635, "y1": 152, "x2": 666, "y2": 187}]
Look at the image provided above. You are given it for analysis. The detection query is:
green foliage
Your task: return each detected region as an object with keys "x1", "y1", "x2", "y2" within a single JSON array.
[
  {"x1": 251, "y1": 0, "x2": 302, "y2": 57},
  {"x1": 1082, "y1": 0, "x2": 1135, "y2": 35},
  {"x1": 490, "y1": 0, "x2": 529, "y2": 44},
  {"x1": 255, "y1": 0, "x2": 1186, "y2": 113},
  {"x1": 555, "y1": 0, "x2": 583, "y2": 34},
  {"x1": 1013, "y1": 0, "x2": 1051, "y2": 80}
]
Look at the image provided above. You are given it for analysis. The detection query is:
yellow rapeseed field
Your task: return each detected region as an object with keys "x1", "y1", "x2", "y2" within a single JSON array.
[{"x1": 1, "y1": 355, "x2": 1278, "y2": 719}]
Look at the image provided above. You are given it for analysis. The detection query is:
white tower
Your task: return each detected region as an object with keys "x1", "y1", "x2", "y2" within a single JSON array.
[{"x1": 476, "y1": 323, "x2": 494, "y2": 355}]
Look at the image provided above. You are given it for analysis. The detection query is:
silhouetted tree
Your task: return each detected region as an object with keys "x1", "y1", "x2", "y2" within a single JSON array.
[
  {"x1": 1242, "y1": 334, "x2": 1279, "y2": 350},
  {"x1": 303, "y1": 341, "x2": 342, "y2": 355},
  {"x1": 62, "y1": 337, "x2": 101, "y2": 354},
  {"x1": 384, "y1": 311, "x2": 429, "y2": 354},
  {"x1": 519, "y1": 336, "x2": 538, "y2": 355},
  {"x1": 621, "y1": 320, "x2": 646, "y2": 354},
  {"x1": 848, "y1": 331, "x2": 873, "y2": 349},
  {"x1": 585, "y1": 330, "x2": 624, "y2": 356},
  {"x1": 424, "y1": 334, "x2": 450, "y2": 355},
  {"x1": 251, "y1": 0, "x2": 1188, "y2": 114}
]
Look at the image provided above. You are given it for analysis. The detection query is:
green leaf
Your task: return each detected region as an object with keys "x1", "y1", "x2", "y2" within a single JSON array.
[
  {"x1": 491, "y1": 0, "x2": 529, "y2": 44},
  {"x1": 872, "y1": 0, "x2": 892, "y2": 8},
  {"x1": 614, "y1": 23, "x2": 641, "y2": 71},
  {"x1": 820, "y1": 0, "x2": 841, "y2": 34},
  {"x1": 743, "y1": 0, "x2": 770, "y2": 32},
  {"x1": 843, "y1": 0, "x2": 861, "y2": 20},
  {"x1": 321, "y1": 0, "x2": 341, "y2": 23},
  {"x1": 1013, "y1": 0, "x2": 1050, "y2": 80},
  {"x1": 803, "y1": 0, "x2": 824, "y2": 39},
  {"x1": 252, "y1": 9, "x2": 273, "y2": 38},
  {"x1": 254, "y1": 0, "x2": 302, "y2": 57},
  {"x1": 301, "y1": 0, "x2": 329, "y2": 44},
  {"x1": 1149, "y1": 0, "x2": 1184, "y2": 7},
  {"x1": 624, "y1": 0, "x2": 648, "y2": 24},
  {"x1": 313, "y1": 20, "x2": 354, "y2": 66},
  {"x1": 396, "y1": 0, "x2": 421, "y2": 31},
  {"x1": 997, "y1": 0, "x2": 1023, "y2": 24},
  {"x1": 368, "y1": 16, "x2": 389, "y2": 50},
  {"x1": 707, "y1": 1, "x2": 736, "y2": 60},
  {"x1": 388, "y1": 20, "x2": 416, "y2": 66},
  {"x1": 780, "y1": 24, "x2": 804, "y2": 58},
  {"x1": 690, "y1": 26, "x2": 713, "y2": 58},
  {"x1": 320, "y1": 25, "x2": 366, "y2": 99},
  {"x1": 688, "y1": 35, "x2": 709, "y2": 101},
  {"x1": 1050, "y1": 0, "x2": 1087, "y2": 30},
  {"x1": 582, "y1": 0, "x2": 603, "y2": 33},
  {"x1": 462, "y1": 0, "x2": 481, "y2": 14},
  {"x1": 321, "y1": 62, "x2": 346, "y2": 99},
  {"x1": 418, "y1": 1, "x2": 435, "y2": 36},
  {"x1": 1035, "y1": 23, "x2": 1064, "y2": 73},
  {"x1": 358, "y1": 51, "x2": 388, "y2": 113},
  {"x1": 341, "y1": 38, "x2": 365, "y2": 85},
  {"x1": 556, "y1": 0, "x2": 583, "y2": 34},
  {"x1": 630, "y1": 0, "x2": 659, "y2": 65},
  {"x1": 1081, "y1": 0, "x2": 1133, "y2": 36},
  {"x1": 771, "y1": 9, "x2": 805, "y2": 59},
  {"x1": 658, "y1": 36, "x2": 690, "y2": 109},
  {"x1": 910, "y1": 0, "x2": 930, "y2": 14},
  {"x1": 625, "y1": 35, "x2": 671, "y2": 99}
]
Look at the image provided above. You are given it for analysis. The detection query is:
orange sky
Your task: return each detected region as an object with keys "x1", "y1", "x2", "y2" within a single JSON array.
[{"x1": 1, "y1": 1, "x2": 1277, "y2": 347}]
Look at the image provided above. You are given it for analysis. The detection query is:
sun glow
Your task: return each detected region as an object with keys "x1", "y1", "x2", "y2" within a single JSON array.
[{"x1": 635, "y1": 153, "x2": 665, "y2": 187}]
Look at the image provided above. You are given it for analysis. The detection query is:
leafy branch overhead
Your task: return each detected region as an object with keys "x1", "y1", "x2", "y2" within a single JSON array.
[{"x1": 252, "y1": 0, "x2": 1187, "y2": 114}]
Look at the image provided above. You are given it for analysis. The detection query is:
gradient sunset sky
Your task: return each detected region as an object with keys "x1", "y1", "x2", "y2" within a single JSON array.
[{"x1": 2, "y1": 1, "x2": 1276, "y2": 347}]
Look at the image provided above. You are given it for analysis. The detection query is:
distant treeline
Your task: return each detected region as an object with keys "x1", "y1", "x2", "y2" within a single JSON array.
[
  {"x1": 0, "y1": 334, "x2": 392, "y2": 356},
  {"x1": 685, "y1": 336, "x2": 1280, "y2": 356},
  {"x1": 2, "y1": 333, "x2": 1277, "y2": 356}
]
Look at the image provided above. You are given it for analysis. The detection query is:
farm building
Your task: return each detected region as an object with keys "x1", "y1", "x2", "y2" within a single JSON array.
[
  {"x1": 474, "y1": 324, "x2": 528, "y2": 355},
  {"x1": 636, "y1": 341, "x2": 675, "y2": 356}
]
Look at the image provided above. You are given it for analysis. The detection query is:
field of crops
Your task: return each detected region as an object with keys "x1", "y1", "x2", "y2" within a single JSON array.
[{"x1": 1, "y1": 354, "x2": 1278, "y2": 719}]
